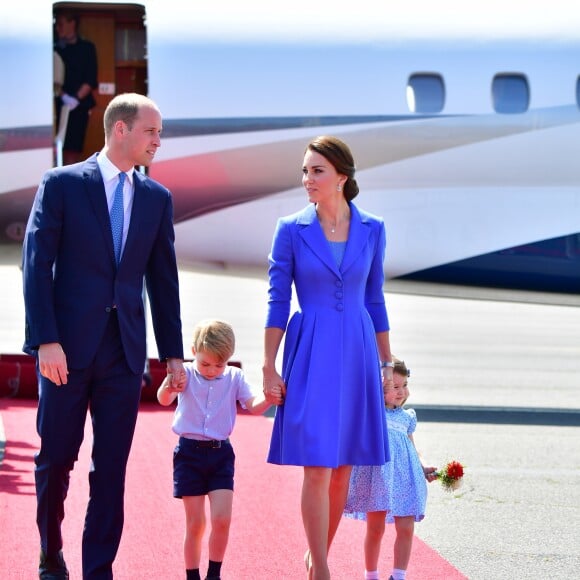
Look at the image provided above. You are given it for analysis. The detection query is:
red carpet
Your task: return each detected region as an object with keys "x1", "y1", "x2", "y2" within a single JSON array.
[{"x1": 0, "y1": 399, "x2": 466, "y2": 579}]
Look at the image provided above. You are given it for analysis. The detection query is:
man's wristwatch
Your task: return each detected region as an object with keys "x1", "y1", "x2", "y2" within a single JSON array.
[{"x1": 380, "y1": 361, "x2": 394, "y2": 368}]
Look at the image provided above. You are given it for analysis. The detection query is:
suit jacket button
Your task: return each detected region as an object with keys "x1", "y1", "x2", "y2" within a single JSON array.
[{"x1": 105, "y1": 306, "x2": 112, "y2": 313}]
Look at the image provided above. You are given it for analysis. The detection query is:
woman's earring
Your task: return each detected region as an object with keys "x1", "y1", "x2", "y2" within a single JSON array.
[{"x1": 337, "y1": 184, "x2": 342, "y2": 192}]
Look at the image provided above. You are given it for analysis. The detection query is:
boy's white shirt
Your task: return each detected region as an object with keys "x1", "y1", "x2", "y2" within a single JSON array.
[{"x1": 171, "y1": 361, "x2": 257, "y2": 440}]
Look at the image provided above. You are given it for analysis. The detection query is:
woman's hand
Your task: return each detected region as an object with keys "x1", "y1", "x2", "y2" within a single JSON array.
[
  {"x1": 262, "y1": 367, "x2": 286, "y2": 405},
  {"x1": 381, "y1": 366, "x2": 394, "y2": 386}
]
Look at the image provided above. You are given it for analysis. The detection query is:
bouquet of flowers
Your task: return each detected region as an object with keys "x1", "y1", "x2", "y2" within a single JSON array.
[{"x1": 435, "y1": 460, "x2": 465, "y2": 492}]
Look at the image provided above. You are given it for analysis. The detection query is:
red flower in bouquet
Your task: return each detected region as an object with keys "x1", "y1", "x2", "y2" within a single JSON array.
[{"x1": 435, "y1": 460, "x2": 465, "y2": 492}]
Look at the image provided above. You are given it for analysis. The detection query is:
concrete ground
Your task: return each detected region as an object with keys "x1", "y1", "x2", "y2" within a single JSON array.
[{"x1": 1, "y1": 264, "x2": 579, "y2": 578}]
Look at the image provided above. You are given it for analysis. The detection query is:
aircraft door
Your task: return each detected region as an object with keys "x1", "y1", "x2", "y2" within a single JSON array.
[{"x1": 53, "y1": 2, "x2": 147, "y2": 165}]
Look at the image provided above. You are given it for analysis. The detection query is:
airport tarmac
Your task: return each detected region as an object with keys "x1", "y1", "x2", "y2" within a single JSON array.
[{"x1": 1, "y1": 263, "x2": 579, "y2": 578}]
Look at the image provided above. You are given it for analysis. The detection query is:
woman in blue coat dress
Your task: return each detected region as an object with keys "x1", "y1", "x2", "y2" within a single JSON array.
[{"x1": 262, "y1": 136, "x2": 394, "y2": 580}]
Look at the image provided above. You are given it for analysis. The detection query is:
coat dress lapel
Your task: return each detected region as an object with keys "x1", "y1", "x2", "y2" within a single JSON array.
[
  {"x1": 297, "y1": 204, "x2": 341, "y2": 278},
  {"x1": 340, "y1": 203, "x2": 372, "y2": 274},
  {"x1": 297, "y1": 203, "x2": 371, "y2": 278}
]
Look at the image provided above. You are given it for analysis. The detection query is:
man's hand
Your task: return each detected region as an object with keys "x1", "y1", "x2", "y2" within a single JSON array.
[
  {"x1": 38, "y1": 342, "x2": 69, "y2": 386},
  {"x1": 166, "y1": 358, "x2": 186, "y2": 391}
]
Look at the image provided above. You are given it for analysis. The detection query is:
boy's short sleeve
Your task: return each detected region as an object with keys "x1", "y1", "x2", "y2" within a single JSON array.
[{"x1": 233, "y1": 367, "x2": 258, "y2": 409}]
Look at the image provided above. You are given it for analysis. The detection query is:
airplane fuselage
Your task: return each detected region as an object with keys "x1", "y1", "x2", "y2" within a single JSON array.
[{"x1": 1, "y1": 1, "x2": 579, "y2": 291}]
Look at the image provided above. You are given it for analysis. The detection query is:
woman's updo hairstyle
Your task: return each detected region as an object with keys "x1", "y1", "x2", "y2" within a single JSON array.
[{"x1": 306, "y1": 136, "x2": 359, "y2": 201}]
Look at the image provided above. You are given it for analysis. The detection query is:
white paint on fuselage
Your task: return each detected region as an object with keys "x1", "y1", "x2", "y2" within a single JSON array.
[{"x1": 1, "y1": 0, "x2": 580, "y2": 281}]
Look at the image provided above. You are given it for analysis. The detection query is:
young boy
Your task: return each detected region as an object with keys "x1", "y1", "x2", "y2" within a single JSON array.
[{"x1": 157, "y1": 319, "x2": 271, "y2": 580}]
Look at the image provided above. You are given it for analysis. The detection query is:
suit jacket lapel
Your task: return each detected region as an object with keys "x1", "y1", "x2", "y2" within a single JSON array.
[
  {"x1": 83, "y1": 154, "x2": 116, "y2": 265},
  {"x1": 122, "y1": 171, "x2": 149, "y2": 264}
]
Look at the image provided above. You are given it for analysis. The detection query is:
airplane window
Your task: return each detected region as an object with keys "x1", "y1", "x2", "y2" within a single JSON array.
[
  {"x1": 406, "y1": 73, "x2": 445, "y2": 113},
  {"x1": 492, "y1": 73, "x2": 529, "y2": 114}
]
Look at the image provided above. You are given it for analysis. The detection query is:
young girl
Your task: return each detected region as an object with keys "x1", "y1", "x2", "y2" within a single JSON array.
[{"x1": 344, "y1": 358, "x2": 437, "y2": 580}]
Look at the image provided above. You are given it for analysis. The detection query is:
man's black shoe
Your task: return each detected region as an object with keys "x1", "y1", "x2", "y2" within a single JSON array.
[{"x1": 39, "y1": 549, "x2": 69, "y2": 579}]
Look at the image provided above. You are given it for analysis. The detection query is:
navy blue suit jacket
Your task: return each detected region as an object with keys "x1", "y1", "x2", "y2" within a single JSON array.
[{"x1": 22, "y1": 153, "x2": 183, "y2": 373}]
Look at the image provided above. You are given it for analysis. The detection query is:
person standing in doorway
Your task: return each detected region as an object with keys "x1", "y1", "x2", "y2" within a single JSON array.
[{"x1": 54, "y1": 10, "x2": 98, "y2": 165}]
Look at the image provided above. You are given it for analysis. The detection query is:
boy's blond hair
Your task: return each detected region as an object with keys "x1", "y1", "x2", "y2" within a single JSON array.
[{"x1": 192, "y1": 319, "x2": 235, "y2": 363}]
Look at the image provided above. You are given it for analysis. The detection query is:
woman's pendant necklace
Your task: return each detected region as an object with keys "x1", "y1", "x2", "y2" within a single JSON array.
[{"x1": 315, "y1": 206, "x2": 342, "y2": 234}]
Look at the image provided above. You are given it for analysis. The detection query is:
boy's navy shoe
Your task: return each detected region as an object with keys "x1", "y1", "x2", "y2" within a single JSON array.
[{"x1": 39, "y1": 549, "x2": 69, "y2": 579}]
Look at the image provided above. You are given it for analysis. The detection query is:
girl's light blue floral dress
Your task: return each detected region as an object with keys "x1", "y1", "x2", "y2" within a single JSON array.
[{"x1": 344, "y1": 406, "x2": 427, "y2": 523}]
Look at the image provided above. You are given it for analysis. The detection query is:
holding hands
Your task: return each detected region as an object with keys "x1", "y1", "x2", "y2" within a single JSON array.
[
  {"x1": 262, "y1": 366, "x2": 286, "y2": 406},
  {"x1": 157, "y1": 359, "x2": 186, "y2": 406},
  {"x1": 165, "y1": 358, "x2": 186, "y2": 392},
  {"x1": 381, "y1": 366, "x2": 394, "y2": 393}
]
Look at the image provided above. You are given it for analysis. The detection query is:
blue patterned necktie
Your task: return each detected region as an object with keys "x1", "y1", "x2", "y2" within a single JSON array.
[{"x1": 110, "y1": 172, "x2": 126, "y2": 264}]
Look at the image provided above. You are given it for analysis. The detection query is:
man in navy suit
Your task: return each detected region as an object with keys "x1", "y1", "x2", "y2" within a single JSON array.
[{"x1": 22, "y1": 93, "x2": 186, "y2": 579}]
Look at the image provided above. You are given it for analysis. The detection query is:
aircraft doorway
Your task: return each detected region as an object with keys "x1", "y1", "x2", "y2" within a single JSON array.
[{"x1": 53, "y1": 2, "x2": 148, "y2": 166}]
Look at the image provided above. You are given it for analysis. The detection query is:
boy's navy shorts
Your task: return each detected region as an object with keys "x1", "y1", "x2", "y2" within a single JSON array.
[{"x1": 173, "y1": 436, "x2": 235, "y2": 498}]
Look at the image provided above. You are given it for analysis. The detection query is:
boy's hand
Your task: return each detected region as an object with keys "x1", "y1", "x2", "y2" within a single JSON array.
[
  {"x1": 165, "y1": 374, "x2": 186, "y2": 392},
  {"x1": 164, "y1": 375, "x2": 184, "y2": 393}
]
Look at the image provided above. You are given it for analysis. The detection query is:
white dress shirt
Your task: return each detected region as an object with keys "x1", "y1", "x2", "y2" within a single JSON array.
[{"x1": 97, "y1": 151, "x2": 135, "y2": 257}]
